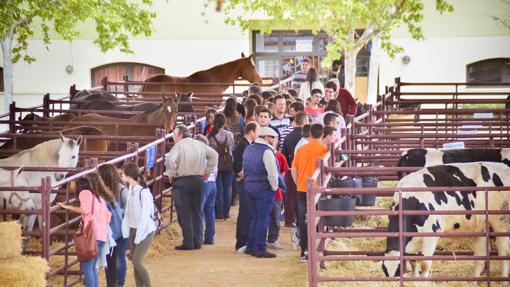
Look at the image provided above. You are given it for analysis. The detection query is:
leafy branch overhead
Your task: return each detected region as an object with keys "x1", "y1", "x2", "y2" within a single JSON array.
[
  {"x1": 0, "y1": 0, "x2": 156, "y2": 64},
  {"x1": 224, "y1": 0, "x2": 454, "y2": 65}
]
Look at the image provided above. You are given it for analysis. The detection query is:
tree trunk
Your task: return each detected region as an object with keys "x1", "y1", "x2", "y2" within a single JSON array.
[
  {"x1": 343, "y1": 48, "x2": 357, "y2": 95},
  {"x1": 367, "y1": 37, "x2": 381, "y2": 105},
  {"x1": 1, "y1": 37, "x2": 13, "y2": 113},
  {"x1": 343, "y1": 29, "x2": 362, "y2": 96}
]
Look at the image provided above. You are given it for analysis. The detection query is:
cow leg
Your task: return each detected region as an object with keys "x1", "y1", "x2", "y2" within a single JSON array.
[
  {"x1": 409, "y1": 260, "x2": 419, "y2": 277},
  {"x1": 490, "y1": 217, "x2": 510, "y2": 280},
  {"x1": 420, "y1": 236, "x2": 439, "y2": 277},
  {"x1": 405, "y1": 238, "x2": 422, "y2": 276},
  {"x1": 472, "y1": 236, "x2": 487, "y2": 277},
  {"x1": 495, "y1": 236, "x2": 510, "y2": 279}
]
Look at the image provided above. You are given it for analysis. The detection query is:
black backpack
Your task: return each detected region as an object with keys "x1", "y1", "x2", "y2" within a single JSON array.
[{"x1": 212, "y1": 136, "x2": 233, "y2": 171}]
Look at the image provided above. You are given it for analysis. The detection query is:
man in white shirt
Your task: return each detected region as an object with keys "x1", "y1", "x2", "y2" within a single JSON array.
[{"x1": 165, "y1": 125, "x2": 218, "y2": 250}]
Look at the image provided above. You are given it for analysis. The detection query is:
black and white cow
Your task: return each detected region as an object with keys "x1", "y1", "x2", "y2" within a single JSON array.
[
  {"x1": 397, "y1": 148, "x2": 510, "y2": 179},
  {"x1": 382, "y1": 162, "x2": 510, "y2": 278}
]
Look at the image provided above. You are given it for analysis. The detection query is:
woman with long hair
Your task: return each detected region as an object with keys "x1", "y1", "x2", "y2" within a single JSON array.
[
  {"x1": 244, "y1": 98, "x2": 257, "y2": 123},
  {"x1": 120, "y1": 162, "x2": 156, "y2": 287},
  {"x1": 224, "y1": 97, "x2": 245, "y2": 139},
  {"x1": 298, "y1": 67, "x2": 324, "y2": 103},
  {"x1": 200, "y1": 109, "x2": 217, "y2": 136},
  {"x1": 98, "y1": 164, "x2": 129, "y2": 287},
  {"x1": 207, "y1": 113, "x2": 235, "y2": 220},
  {"x1": 57, "y1": 175, "x2": 111, "y2": 287}
]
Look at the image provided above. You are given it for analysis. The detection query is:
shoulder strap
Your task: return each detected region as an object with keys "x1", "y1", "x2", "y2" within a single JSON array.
[{"x1": 90, "y1": 192, "x2": 95, "y2": 216}]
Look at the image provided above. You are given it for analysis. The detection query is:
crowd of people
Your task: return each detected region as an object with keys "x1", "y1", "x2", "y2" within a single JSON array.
[
  {"x1": 57, "y1": 162, "x2": 156, "y2": 287},
  {"x1": 55, "y1": 57, "x2": 359, "y2": 287},
  {"x1": 166, "y1": 57, "x2": 360, "y2": 261}
]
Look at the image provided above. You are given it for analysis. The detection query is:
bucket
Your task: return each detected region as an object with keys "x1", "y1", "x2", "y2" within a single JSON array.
[
  {"x1": 360, "y1": 176, "x2": 378, "y2": 206},
  {"x1": 329, "y1": 178, "x2": 362, "y2": 205},
  {"x1": 319, "y1": 197, "x2": 356, "y2": 227}
]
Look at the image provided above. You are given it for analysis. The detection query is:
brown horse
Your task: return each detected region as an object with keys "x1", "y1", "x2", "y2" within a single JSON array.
[
  {"x1": 141, "y1": 53, "x2": 262, "y2": 94},
  {"x1": 65, "y1": 94, "x2": 179, "y2": 137},
  {"x1": 0, "y1": 126, "x2": 108, "y2": 159},
  {"x1": 19, "y1": 112, "x2": 77, "y2": 132},
  {"x1": 74, "y1": 92, "x2": 194, "y2": 117}
]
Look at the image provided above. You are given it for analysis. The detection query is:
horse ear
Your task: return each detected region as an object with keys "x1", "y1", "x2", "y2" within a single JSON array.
[
  {"x1": 15, "y1": 166, "x2": 23, "y2": 176},
  {"x1": 174, "y1": 91, "x2": 182, "y2": 102},
  {"x1": 241, "y1": 52, "x2": 246, "y2": 58},
  {"x1": 59, "y1": 133, "x2": 65, "y2": 142},
  {"x1": 76, "y1": 135, "x2": 83, "y2": 146}
]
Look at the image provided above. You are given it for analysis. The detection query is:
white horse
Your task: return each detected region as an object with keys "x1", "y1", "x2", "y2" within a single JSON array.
[
  {"x1": 0, "y1": 135, "x2": 82, "y2": 231},
  {"x1": 0, "y1": 167, "x2": 33, "y2": 229}
]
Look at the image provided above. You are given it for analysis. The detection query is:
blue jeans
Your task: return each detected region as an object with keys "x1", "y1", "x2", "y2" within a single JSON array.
[
  {"x1": 81, "y1": 240, "x2": 104, "y2": 287},
  {"x1": 235, "y1": 181, "x2": 252, "y2": 250},
  {"x1": 201, "y1": 181, "x2": 216, "y2": 242},
  {"x1": 215, "y1": 170, "x2": 234, "y2": 218},
  {"x1": 116, "y1": 237, "x2": 128, "y2": 286},
  {"x1": 268, "y1": 200, "x2": 282, "y2": 243},
  {"x1": 246, "y1": 191, "x2": 275, "y2": 252}
]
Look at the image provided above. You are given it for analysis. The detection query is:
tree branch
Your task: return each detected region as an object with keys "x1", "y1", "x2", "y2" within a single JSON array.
[{"x1": 354, "y1": 0, "x2": 407, "y2": 50}]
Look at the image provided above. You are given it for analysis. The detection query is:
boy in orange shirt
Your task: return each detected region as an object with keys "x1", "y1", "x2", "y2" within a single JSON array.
[{"x1": 291, "y1": 123, "x2": 328, "y2": 261}]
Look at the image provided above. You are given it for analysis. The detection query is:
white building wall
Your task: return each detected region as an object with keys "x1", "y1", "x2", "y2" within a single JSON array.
[
  {"x1": 378, "y1": 36, "x2": 510, "y2": 92},
  {"x1": 3, "y1": 39, "x2": 249, "y2": 110}
]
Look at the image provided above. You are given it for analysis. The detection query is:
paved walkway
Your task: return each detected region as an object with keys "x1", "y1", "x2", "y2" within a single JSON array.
[{"x1": 122, "y1": 206, "x2": 308, "y2": 287}]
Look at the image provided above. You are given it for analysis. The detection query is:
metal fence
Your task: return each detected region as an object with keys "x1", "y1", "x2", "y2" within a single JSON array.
[{"x1": 306, "y1": 78, "x2": 510, "y2": 286}]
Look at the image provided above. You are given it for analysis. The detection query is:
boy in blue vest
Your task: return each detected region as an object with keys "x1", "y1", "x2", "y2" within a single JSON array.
[{"x1": 242, "y1": 127, "x2": 279, "y2": 258}]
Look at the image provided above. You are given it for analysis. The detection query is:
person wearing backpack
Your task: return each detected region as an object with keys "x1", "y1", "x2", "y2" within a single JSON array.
[
  {"x1": 207, "y1": 113, "x2": 235, "y2": 220},
  {"x1": 120, "y1": 163, "x2": 156, "y2": 287},
  {"x1": 98, "y1": 164, "x2": 128, "y2": 287}
]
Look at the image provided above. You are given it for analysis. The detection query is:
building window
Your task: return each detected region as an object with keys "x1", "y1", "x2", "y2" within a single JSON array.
[
  {"x1": 252, "y1": 30, "x2": 370, "y2": 80},
  {"x1": 91, "y1": 62, "x2": 165, "y2": 87},
  {"x1": 466, "y1": 58, "x2": 510, "y2": 83}
]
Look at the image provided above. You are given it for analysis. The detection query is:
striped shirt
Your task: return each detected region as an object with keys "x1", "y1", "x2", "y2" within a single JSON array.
[
  {"x1": 270, "y1": 115, "x2": 292, "y2": 148},
  {"x1": 291, "y1": 71, "x2": 307, "y2": 90}
]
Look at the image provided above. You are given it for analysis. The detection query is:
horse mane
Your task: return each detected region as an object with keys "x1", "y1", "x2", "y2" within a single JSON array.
[
  {"x1": 25, "y1": 138, "x2": 66, "y2": 165},
  {"x1": 188, "y1": 57, "x2": 248, "y2": 79},
  {"x1": 0, "y1": 139, "x2": 63, "y2": 166}
]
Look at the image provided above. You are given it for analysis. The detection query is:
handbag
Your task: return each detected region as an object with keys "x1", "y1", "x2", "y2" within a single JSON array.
[{"x1": 73, "y1": 195, "x2": 98, "y2": 262}]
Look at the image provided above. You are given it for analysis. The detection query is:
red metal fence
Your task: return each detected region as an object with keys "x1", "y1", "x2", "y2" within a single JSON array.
[{"x1": 307, "y1": 78, "x2": 510, "y2": 286}]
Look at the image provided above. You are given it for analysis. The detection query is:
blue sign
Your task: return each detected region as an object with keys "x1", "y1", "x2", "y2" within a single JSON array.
[{"x1": 146, "y1": 145, "x2": 156, "y2": 169}]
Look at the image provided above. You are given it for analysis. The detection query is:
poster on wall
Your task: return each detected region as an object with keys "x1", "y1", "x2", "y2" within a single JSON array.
[{"x1": 296, "y1": 39, "x2": 313, "y2": 52}]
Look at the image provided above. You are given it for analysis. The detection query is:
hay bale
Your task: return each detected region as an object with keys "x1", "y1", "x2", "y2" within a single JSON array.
[
  {"x1": 0, "y1": 221, "x2": 22, "y2": 260},
  {"x1": 0, "y1": 256, "x2": 48, "y2": 287}
]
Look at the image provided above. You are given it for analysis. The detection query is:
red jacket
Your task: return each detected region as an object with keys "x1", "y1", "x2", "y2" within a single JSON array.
[
  {"x1": 275, "y1": 151, "x2": 289, "y2": 201},
  {"x1": 337, "y1": 88, "x2": 357, "y2": 116}
]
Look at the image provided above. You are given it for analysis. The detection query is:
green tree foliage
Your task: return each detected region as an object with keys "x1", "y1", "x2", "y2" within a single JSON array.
[
  {"x1": 0, "y1": 0, "x2": 156, "y2": 112},
  {"x1": 224, "y1": 0, "x2": 453, "y2": 94}
]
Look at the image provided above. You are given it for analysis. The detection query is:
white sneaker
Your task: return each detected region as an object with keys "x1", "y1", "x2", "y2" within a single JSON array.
[
  {"x1": 290, "y1": 228, "x2": 299, "y2": 251},
  {"x1": 300, "y1": 255, "x2": 308, "y2": 262},
  {"x1": 236, "y1": 246, "x2": 247, "y2": 253},
  {"x1": 267, "y1": 241, "x2": 284, "y2": 250}
]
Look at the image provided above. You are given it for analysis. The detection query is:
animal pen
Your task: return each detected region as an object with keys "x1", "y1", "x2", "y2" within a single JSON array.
[
  {"x1": 1, "y1": 76, "x2": 509, "y2": 286},
  {"x1": 307, "y1": 78, "x2": 510, "y2": 286},
  {"x1": 0, "y1": 77, "x2": 289, "y2": 286}
]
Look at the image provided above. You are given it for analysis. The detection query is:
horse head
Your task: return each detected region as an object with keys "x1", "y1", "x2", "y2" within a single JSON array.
[
  {"x1": 19, "y1": 112, "x2": 44, "y2": 133},
  {"x1": 162, "y1": 93, "x2": 180, "y2": 133},
  {"x1": 239, "y1": 53, "x2": 262, "y2": 85},
  {"x1": 56, "y1": 134, "x2": 82, "y2": 180},
  {"x1": 177, "y1": 92, "x2": 194, "y2": 113}
]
